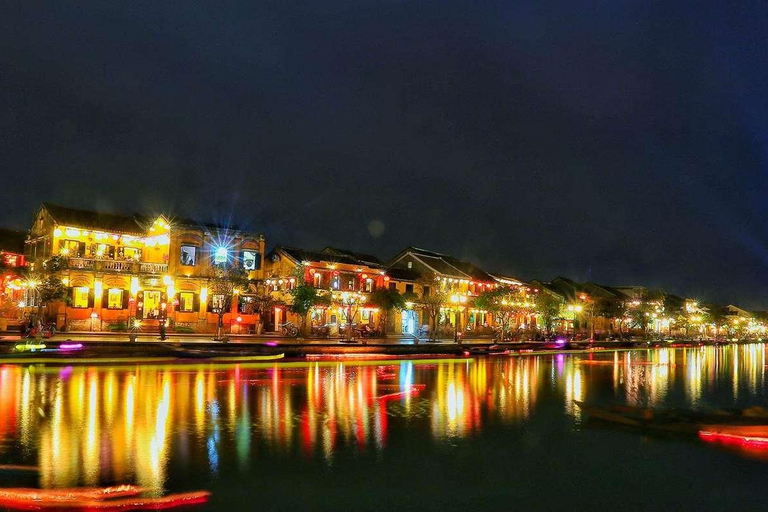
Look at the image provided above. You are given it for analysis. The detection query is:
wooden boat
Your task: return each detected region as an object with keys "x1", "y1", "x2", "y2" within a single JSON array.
[
  {"x1": 574, "y1": 401, "x2": 768, "y2": 435},
  {"x1": 165, "y1": 346, "x2": 284, "y2": 361}
]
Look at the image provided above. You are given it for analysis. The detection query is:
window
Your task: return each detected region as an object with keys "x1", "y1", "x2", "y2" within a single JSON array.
[
  {"x1": 347, "y1": 279, "x2": 354, "y2": 291},
  {"x1": 407, "y1": 261, "x2": 413, "y2": 269},
  {"x1": 142, "y1": 291, "x2": 161, "y2": 318},
  {"x1": 406, "y1": 284, "x2": 414, "y2": 294},
  {"x1": 389, "y1": 282, "x2": 397, "y2": 291},
  {"x1": 242, "y1": 250, "x2": 259, "y2": 270},
  {"x1": 73, "y1": 287, "x2": 89, "y2": 308},
  {"x1": 122, "y1": 247, "x2": 141, "y2": 260},
  {"x1": 179, "y1": 292, "x2": 195, "y2": 312},
  {"x1": 95, "y1": 244, "x2": 115, "y2": 258},
  {"x1": 238, "y1": 295, "x2": 256, "y2": 314},
  {"x1": 107, "y1": 289, "x2": 123, "y2": 309},
  {"x1": 212, "y1": 294, "x2": 226, "y2": 312},
  {"x1": 59, "y1": 239, "x2": 83, "y2": 257},
  {"x1": 313, "y1": 273, "x2": 322, "y2": 287},
  {"x1": 364, "y1": 278, "x2": 373, "y2": 292},
  {"x1": 214, "y1": 247, "x2": 228, "y2": 265},
  {"x1": 180, "y1": 246, "x2": 197, "y2": 266}
]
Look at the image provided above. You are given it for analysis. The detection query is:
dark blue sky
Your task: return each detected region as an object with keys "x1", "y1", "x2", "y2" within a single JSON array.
[{"x1": 2, "y1": 1, "x2": 767, "y2": 307}]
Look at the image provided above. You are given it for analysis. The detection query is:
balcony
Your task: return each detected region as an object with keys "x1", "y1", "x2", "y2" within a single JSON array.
[{"x1": 66, "y1": 258, "x2": 168, "y2": 274}]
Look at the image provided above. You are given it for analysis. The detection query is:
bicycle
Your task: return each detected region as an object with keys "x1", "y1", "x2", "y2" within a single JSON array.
[{"x1": 280, "y1": 321, "x2": 299, "y2": 337}]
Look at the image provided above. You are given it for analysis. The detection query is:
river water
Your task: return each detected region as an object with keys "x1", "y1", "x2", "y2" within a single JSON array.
[{"x1": 1, "y1": 345, "x2": 767, "y2": 511}]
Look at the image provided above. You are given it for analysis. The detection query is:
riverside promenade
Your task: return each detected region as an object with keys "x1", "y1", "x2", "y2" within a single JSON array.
[{"x1": 0, "y1": 329, "x2": 724, "y2": 361}]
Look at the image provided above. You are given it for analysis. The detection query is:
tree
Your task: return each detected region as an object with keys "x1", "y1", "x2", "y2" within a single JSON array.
[
  {"x1": 29, "y1": 256, "x2": 67, "y2": 322},
  {"x1": 289, "y1": 284, "x2": 330, "y2": 336},
  {"x1": 534, "y1": 292, "x2": 562, "y2": 336},
  {"x1": 369, "y1": 288, "x2": 406, "y2": 335},
  {"x1": 204, "y1": 263, "x2": 249, "y2": 341},
  {"x1": 596, "y1": 298, "x2": 627, "y2": 340},
  {"x1": 626, "y1": 290, "x2": 665, "y2": 339},
  {"x1": 335, "y1": 291, "x2": 368, "y2": 341},
  {"x1": 415, "y1": 272, "x2": 447, "y2": 341},
  {"x1": 251, "y1": 279, "x2": 282, "y2": 334},
  {"x1": 475, "y1": 285, "x2": 533, "y2": 341},
  {"x1": 705, "y1": 305, "x2": 729, "y2": 339}
]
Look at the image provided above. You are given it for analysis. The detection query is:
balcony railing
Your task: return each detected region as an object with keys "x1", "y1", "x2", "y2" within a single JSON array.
[
  {"x1": 66, "y1": 258, "x2": 168, "y2": 274},
  {"x1": 69, "y1": 257, "x2": 94, "y2": 270},
  {"x1": 139, "y1": 262, "x2": 168, "y2": 274}
]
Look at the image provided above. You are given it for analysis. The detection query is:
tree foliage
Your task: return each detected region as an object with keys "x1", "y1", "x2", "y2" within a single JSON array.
[
  {"x1": 289, "y1": 284, "x2": 331, "y2": 335},
  {"x1": 534, "y1": 292, "x2": 562, "y2": 335},
  {"x1": 475, "y1": 285, "x2": 533, "y2": 340},
  {"x1": 204, "y1": 263, "x2": 250, "y2": 340},
  {"x1": 369, "y1": 288, "x2": 406, "y2": 334},
  {"x1": 415, "y1": 272, "x2": 447, "y2": 340}
]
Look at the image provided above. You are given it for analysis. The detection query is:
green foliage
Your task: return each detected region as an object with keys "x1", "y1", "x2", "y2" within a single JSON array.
[
  {"x1": 534, "y1": 292, "x2": 562, "y2": 334},
  {"x1": 289, "y1": 284, "x2": 330, "y2": 317},
  {"x1": 108, "y1": 321, "x2": 128, "y2": 332},
  {"x1": 370, "y1": 288, "x2": 406, "y2": 312},
  {"x1": 173, "y1": 325, "x2": 195, "y2": 333},
  {"x1": 205, "y1": 264, "x2": 250, "y2": 315},
  {"x1": 370, "y1": 288, "x2": 407, "y2": 334},
  {"x1": 415, "y1": 272, "x2": 447, "y2": 339},
  {"x1": 476, "y1": 285, "x2": 533, "y2": 338}
]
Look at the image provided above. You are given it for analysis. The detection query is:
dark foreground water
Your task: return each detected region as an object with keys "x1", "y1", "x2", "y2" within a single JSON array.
[{"x1": 1, "y1": 345, "x2": 768, "y2": 511}]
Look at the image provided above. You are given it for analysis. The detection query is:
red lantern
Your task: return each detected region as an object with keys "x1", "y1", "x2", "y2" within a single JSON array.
[
  {"x1": 384, "y1": 276, "x2": 390, "y2": 282},
  {"x1": 361, "y1": 273, "x2": 368, "y2": 280},
  {"x1": 309, "y1": 268, "x2": 316, "y2": 274}
]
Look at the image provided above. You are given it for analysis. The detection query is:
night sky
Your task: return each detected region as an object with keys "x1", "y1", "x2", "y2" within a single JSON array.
[{"x1": 2, "y1": 2, "x2": 767, "y2": 307}]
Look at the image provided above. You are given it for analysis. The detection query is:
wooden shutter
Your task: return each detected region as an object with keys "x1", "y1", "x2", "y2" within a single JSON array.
[
  {"x1": 122, "y1": 290, "x2": 129, "y2": 309},
  {"x1": 193, "y1": 293, "x2": 200, "y2": 312},
  {"x1": 102, "y1": 289, "x2": 109, "y2": 308},
  {"x1": 78, "y1": 242, "x2": 86, "y2": 257},
  {"x1": 88, "y1": 289, "x2": 94, "y2": 308}
]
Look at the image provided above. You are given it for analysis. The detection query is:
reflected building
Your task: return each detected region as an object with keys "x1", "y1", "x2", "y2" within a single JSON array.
[{"x1": 1, "y1": 347, "x2": 765, "y2": 489}]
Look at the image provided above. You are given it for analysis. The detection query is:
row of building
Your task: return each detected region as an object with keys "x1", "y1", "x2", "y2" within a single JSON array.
[{"x1": 0, "y1": 203, "x2": 761, "y2": 338}]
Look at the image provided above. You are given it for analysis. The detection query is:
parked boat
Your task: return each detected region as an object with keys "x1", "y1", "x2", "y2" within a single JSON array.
[{"x1": 574, "y1": 401, "x2": 768, "y2": 435}]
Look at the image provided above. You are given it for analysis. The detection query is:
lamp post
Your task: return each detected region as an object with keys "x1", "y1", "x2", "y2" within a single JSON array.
[{"x1": 450, "y1": 294, "x2": 466, "y2": 344}]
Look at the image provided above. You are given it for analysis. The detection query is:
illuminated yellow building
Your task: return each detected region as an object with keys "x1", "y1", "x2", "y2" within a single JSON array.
[{"x1": 23, "y1": 203, "x2": 265, "y2": 333}]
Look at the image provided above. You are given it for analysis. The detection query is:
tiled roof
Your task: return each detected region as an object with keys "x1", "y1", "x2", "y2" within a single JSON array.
[
  {"x1": 0, "y1": 228, "x2": 27, "y2": 254},
  {"x1": 42, "y1": 203, "x2": 243, "y2": 234},
  {"x1": 389, "y1": 246, "x2": 497, "y2": 282},
  {"x1": 43, "y1": 203, "x2": 145, "y2": 235},
  {"x1": 276, "y1": 246, "x2": 382, "y2": 269},
  {"x1": 322, "y1": 247, "x2": 383, "y2": 266}
]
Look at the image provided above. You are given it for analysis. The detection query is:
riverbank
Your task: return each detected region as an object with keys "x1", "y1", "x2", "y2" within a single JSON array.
[{"x1": 0, "y1": 335, "x2": 747, "y2": 364}]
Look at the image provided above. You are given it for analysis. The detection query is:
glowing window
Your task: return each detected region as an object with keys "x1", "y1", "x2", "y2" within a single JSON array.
[
  {"x1": 107, "y1": 289, "x2": 123, "y2": 309},
  {"x1": 180, "y1": 245, "x2": 197, "y2": 266},
  {"x1": 242, "y1": 250, "x2": 259, "y2": 270},
  {"x1": 179, "y1": 291, "x2": 195, "y2": 312},
  {"x1": 73, "y1": 287, "x2": 89, "y2": 308},
  {"x1": 123, "y1": 247, "x2": 141, "y2": 260},
  {"x1": 214, "y1": 247, "x2": 228, "y2": 264},
  {"x1": 142, "y1": 291, "x2": 161, "y2": 318},
  {"x1": 212, "y1": 294, "x2": 226, "y2": 312}
]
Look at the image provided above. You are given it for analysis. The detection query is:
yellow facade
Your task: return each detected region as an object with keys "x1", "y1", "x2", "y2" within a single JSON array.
[{"x1": 24, "y1": 204, "x2": 265, "y2": 333}]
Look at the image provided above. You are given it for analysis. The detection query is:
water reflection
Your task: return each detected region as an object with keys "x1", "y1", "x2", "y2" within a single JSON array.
[{"x1": 1, "y1": 344, "x2": 768, "y2": 490}]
